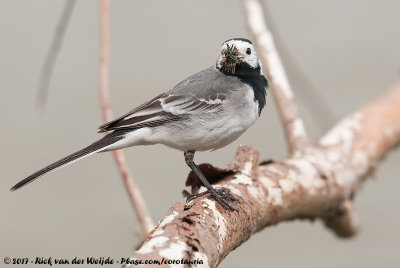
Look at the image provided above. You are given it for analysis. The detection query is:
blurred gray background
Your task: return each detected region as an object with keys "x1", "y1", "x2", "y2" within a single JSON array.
[{"x1": 1, "y1": 1, "x2": 399, "y2": 267}]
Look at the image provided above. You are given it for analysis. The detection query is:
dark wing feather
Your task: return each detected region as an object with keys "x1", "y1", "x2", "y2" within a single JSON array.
[
  {"x1": 98, "y1": 92, "x2": 223, "y2": 132},
  {"x1": 98, "y1": 93, "x2": 171, "y2": 132}
]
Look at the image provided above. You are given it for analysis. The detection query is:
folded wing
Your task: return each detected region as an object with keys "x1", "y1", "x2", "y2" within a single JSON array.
[{"x1": 98, "y1": 93, "x2": 225, "y2": 132}]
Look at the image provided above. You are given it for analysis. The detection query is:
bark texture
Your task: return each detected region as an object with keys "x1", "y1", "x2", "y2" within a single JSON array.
[{"x1": 128, "y1": 81, "x2": 400, "y2": 268}]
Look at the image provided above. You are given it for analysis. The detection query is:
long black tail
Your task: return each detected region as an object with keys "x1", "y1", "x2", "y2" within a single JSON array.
[{"x1": 10, "y1": 132, "x2": 124, "y2": 191}]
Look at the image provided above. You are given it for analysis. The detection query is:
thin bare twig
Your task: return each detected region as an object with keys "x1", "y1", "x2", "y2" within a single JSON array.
[
  {"x1": 36, "y1": 0, "x2": 76, "y2": 108},
  {"x1": 242, "y1": 0, "x2": 309, "y2": 156},
  {"x1": 99, "y1": 0, "x2": 154, "y2": 235}
]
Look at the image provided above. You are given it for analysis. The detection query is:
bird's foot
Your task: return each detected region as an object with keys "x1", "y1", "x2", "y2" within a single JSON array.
[{"x1": 186, "y1": 188, "x2": 238, "y2": 211}]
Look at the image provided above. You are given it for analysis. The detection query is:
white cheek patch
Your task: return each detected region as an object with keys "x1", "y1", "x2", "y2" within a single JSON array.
[{"x1": 244, "y1": 54, "x2": 259, "y2": 69}]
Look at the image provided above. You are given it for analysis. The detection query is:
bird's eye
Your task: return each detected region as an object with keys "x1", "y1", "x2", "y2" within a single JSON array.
[{"x1": 246, "y1": 48, "x2": 251, "y2": 55}]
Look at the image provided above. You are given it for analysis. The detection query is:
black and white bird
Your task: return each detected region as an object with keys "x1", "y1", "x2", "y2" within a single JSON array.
[{"x1": 11, "y1": 38, "x2": 268, "y2": 210}]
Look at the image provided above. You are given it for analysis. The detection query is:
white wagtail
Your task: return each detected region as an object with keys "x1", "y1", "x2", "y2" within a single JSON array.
[{"x1": 11, "y1": 38, "x2": 268, "y2": 210}]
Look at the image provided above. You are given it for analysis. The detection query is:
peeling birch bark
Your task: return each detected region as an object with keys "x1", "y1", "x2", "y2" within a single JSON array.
[{"x1": 127, "y1": 81, "x2": 400, "y2": 268}]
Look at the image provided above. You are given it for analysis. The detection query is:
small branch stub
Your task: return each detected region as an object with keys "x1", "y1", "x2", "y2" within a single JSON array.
[{"x1": 324, "y1": 199, "x2": 359, "y2": 238}]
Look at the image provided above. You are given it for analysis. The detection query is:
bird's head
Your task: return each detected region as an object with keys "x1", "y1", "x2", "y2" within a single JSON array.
[{"x1": 216, "y1": 38, "x2": 262, "y2": 76}]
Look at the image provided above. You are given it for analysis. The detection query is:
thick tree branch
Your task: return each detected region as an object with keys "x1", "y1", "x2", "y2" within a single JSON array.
[
  {"x1": 242, "y1": 0, "x2": 309, "y2": 156},
  {"x1": 99, "y1": 0, "x2": 154, "y2": 235},
  {"x1": 129, "y1": 80, "x2": 400, "y2": 267}
]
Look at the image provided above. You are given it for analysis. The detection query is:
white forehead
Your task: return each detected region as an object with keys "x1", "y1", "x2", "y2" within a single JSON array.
[{"x1": 221, "y1": 39, "x2": 254, "y2": 51}]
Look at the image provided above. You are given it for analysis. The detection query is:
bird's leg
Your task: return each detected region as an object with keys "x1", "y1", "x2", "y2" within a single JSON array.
[{"x1": 184, "y1": 150, "x2": 237, "y2": 211}]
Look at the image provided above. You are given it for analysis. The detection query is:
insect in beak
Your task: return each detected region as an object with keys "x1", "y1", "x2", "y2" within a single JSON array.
[
  {"x1": 220, "y1": 44, "x2": 241, "y2": 74},
  {"x1": 220, "y1": 58, "x2": 227, "y2": 66}
]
